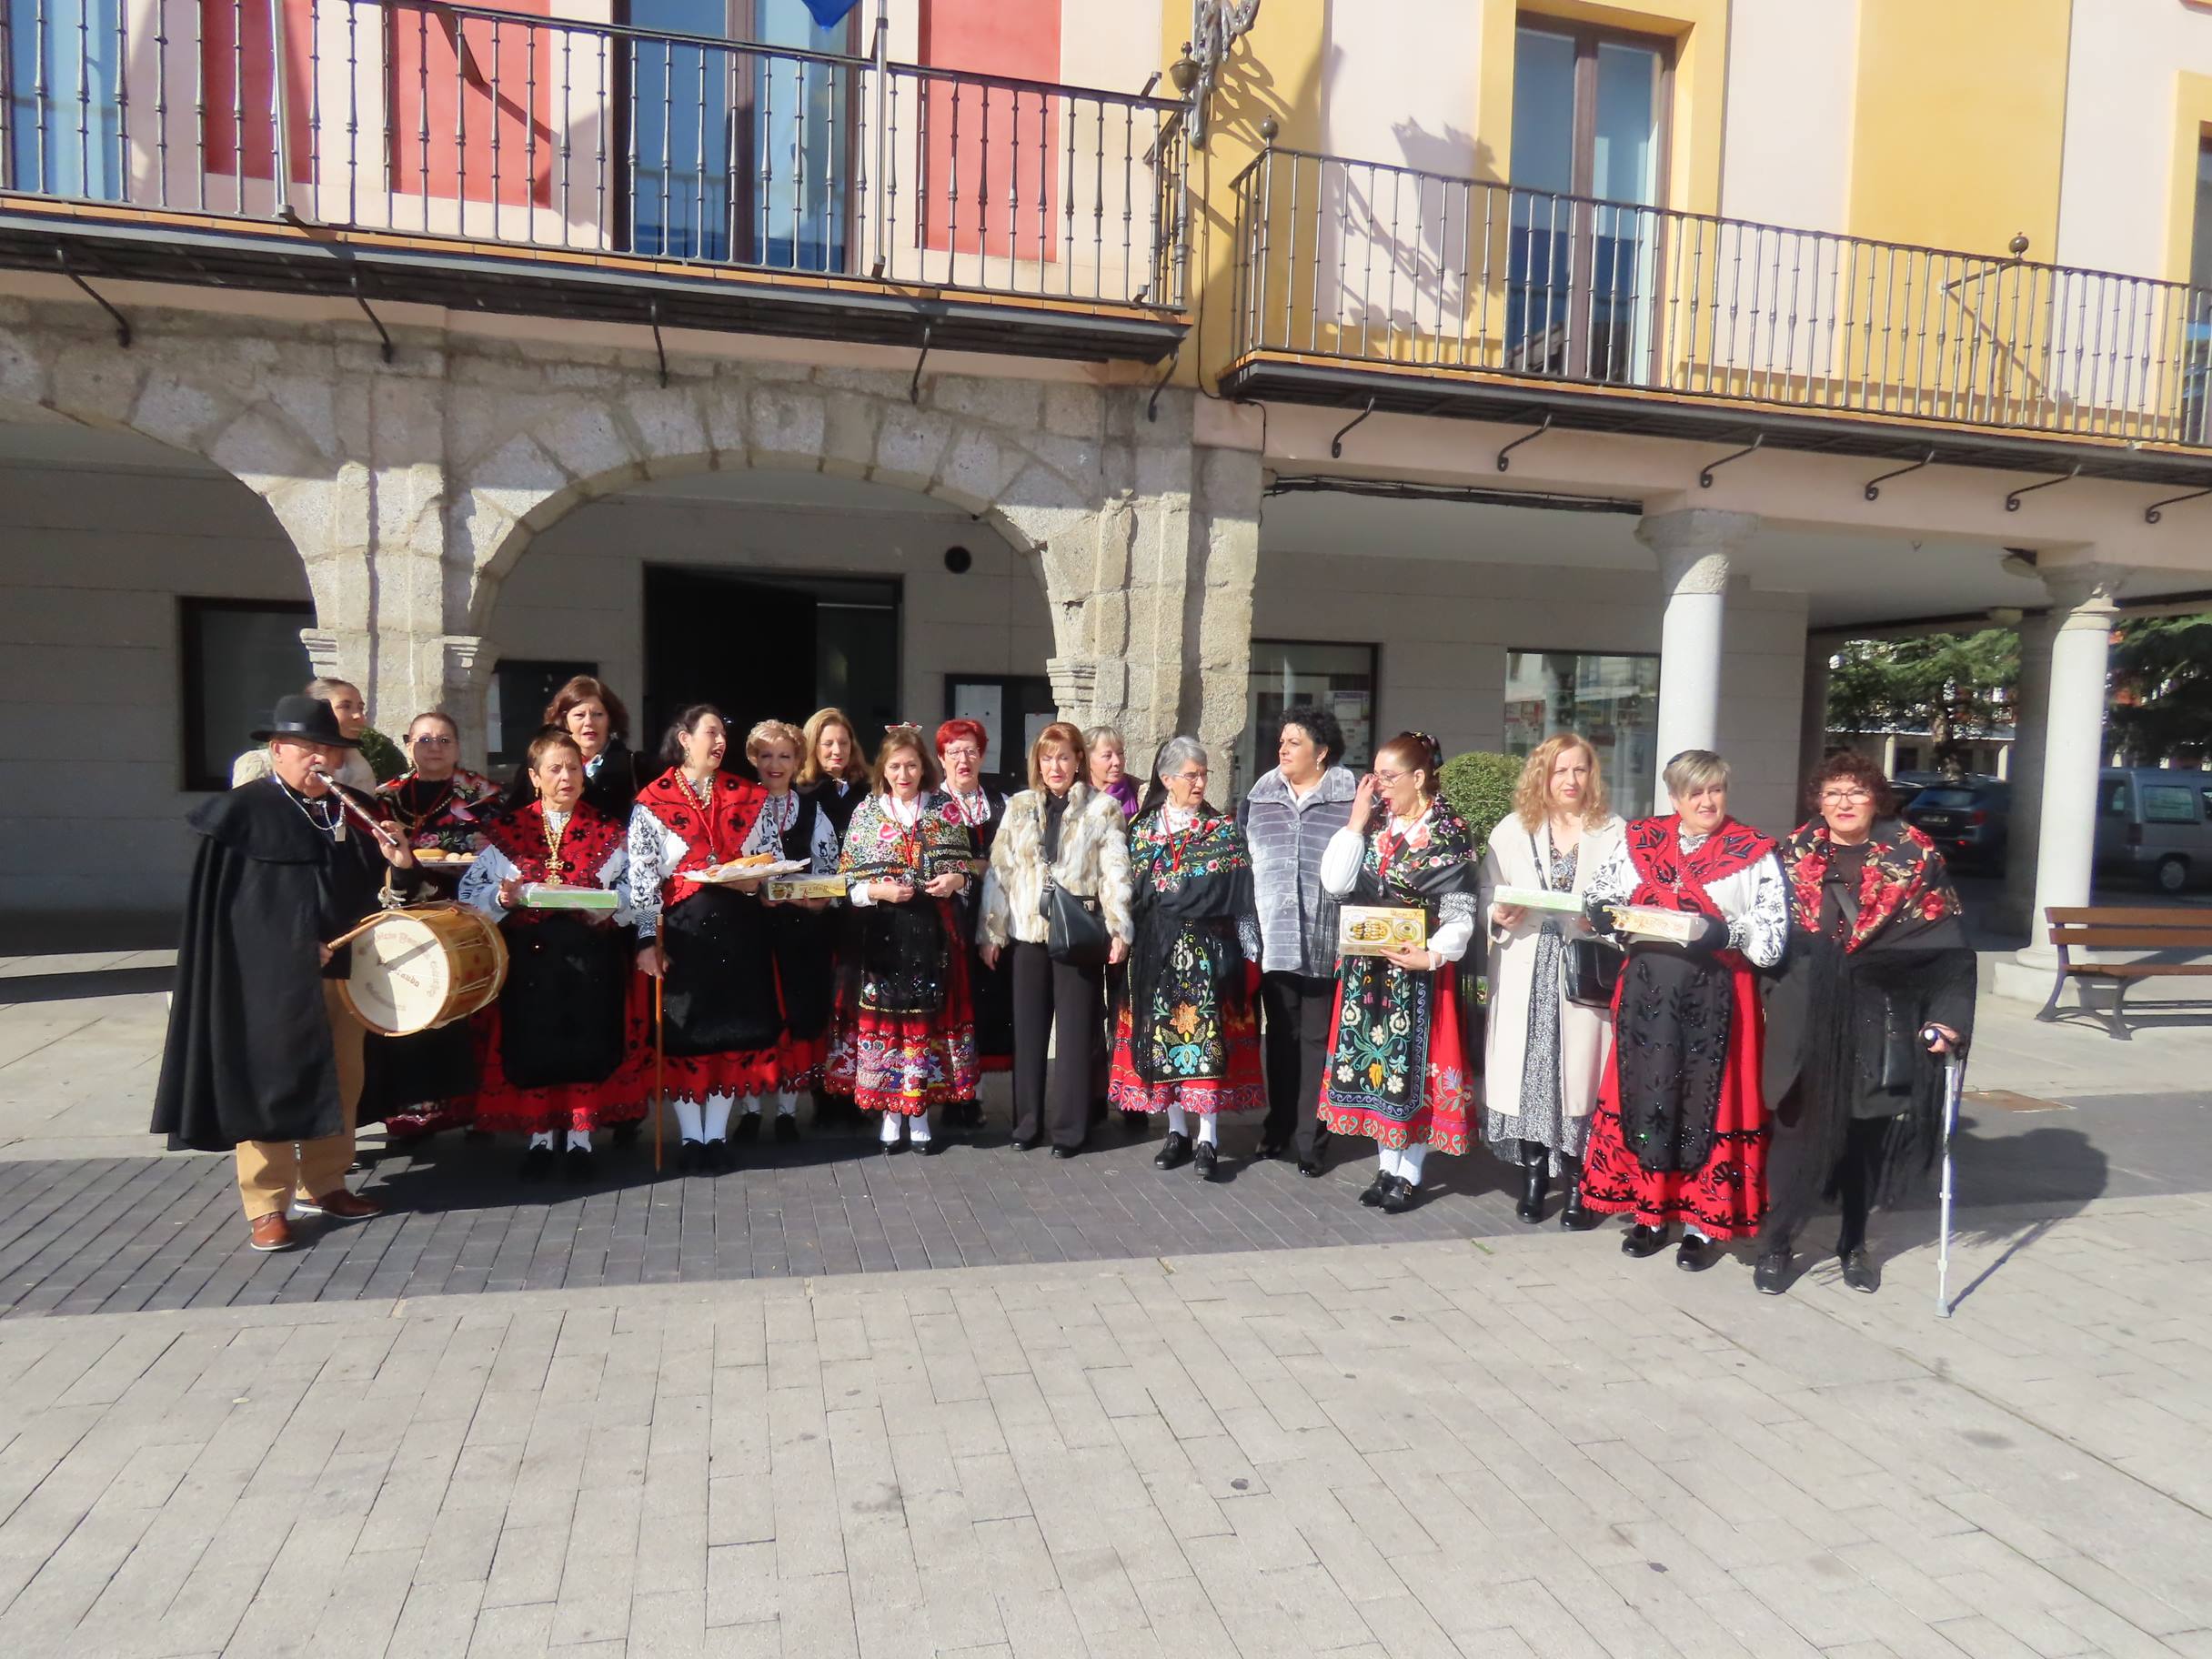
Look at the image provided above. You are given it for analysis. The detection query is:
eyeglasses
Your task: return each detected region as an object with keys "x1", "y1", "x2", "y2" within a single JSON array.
[
  {"x1": 1172, "y1": 769, "x2": 1209, "y2": 783},
  {"x1": 942, "y1": 745, "x2": 982, "y2": 761},
  {"x1": 411, "y1": 733, "x2": 455, "y2": 747},
  {"x1": 1373, "y1": 769, "x2": 1410, "y2": 784},
  {"x1": 1820, "y1": 788, "x2": 1874, "y2": 804}
]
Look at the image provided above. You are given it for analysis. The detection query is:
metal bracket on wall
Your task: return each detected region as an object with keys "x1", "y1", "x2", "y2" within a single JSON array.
[
  {"x1": 348, "y1": 274, "x2": 393, "y2": 363},
  {"x1": 2005, "y1": 464, "x2": 2081, "y2": 512},
  {"x1": 910, "y1": 323, "x2": 932, "y2": 404},
  {"x1": 649, "y1": 301, "x2": 669, "y2": 387},
  {"x1": 1494, "y1": 411, "x2": 1553, "y2": 472},
  {"x1": 2145, "y1": 486, "x2": 2212, "y2": 525},
  {"x1": 1697, "y1": 432, "x2": 1765, "y2": 488},
  {"x1": 1146, "y1": 344, "x2": 1181, "y2": 422},
  {"x1": 1329, "y1": 397, "x2": 1376, "y2": 459},
  {"x1": 1863, "y1": 449, "x2": 1936, "y2": 502},
  {"x1": 56, "y1": 247, "x2": 130, "y2": 347}
]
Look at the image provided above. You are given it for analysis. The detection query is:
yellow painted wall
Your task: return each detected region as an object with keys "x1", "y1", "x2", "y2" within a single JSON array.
[{"x1": 1847, "y1": 0, "x2": 2069, "y2": 259}]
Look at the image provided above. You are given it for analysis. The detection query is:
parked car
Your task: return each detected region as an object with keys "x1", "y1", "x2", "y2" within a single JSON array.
[
  {"x1": 2093, "y1": 767, "x2": 2212, "y2": 893},
  {"x1": 1903, "y1": 779, "x2": 2009, "y2": 870},
  {"x1": 1888, "y1": 779, "x2": 1927, "y2": 814}
]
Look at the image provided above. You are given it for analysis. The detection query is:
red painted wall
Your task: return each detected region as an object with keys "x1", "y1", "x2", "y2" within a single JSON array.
[
  {"x1": 200, "y1": 0, "x2": 314, "y2": 185},
  {"x1": 916, "y1": 0, "x2": 1062, "y2": 262},
  {"x1": 387, "y1": 0, "x2": 557, "y2": 211}
]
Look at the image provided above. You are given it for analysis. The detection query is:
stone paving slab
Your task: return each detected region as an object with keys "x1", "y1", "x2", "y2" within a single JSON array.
[{"x1": 0, "y1": 1193, "x2": 2207, "y2": 1658}]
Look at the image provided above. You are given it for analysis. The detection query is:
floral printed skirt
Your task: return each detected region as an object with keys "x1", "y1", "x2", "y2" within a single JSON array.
[
  {"x1": 1317, "y1": 966, "x2": 1473, "y2": 1154},
  {"x1": 825, "y1": 939, "x2": 980, "y2": 1116},
  {"x1": 1106, "y1": 1000, "x2": 1266, "y2": 1115}
]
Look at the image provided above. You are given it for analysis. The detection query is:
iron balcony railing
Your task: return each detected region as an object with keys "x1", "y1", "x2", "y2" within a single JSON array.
[
  {"x1": 0, "y1": 0, "x2": 1189, "y2": 310},
  {"x1": 1232, "y1": 147, "x2": 2212, "y2": 451}
]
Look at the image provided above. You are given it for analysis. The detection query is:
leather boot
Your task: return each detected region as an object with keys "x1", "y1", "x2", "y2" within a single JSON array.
[
  {"x1": 1557, "y1": 1154, "x2": 1596, "y2": 1232},
  {"x1": 1514, "y1": 1141, "x2": 1550, "y2": 1224}
]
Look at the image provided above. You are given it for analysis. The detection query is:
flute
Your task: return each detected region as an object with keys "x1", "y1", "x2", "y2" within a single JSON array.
[{"x1": 312, "y1": 769, "x2": 403, "y2": 850}]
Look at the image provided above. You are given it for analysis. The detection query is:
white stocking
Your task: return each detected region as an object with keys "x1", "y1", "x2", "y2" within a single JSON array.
[
  {"x1": 528, "y1": 1131, "x2": 557, "y2": 1151},
  {"x1": 1196, "y1": 1112, "x2": 1220, "y2": 1147},
  {"x1": 566, "y1": 1129, "x2": 592, "y2": 1152},
  {"x1": 909, "y1": 1111, "x2": 932, "y2": 1145},
  {"x1": 775, "y1": 1091, "x2": 799, "y2": 1118},
  {"x1": 879, "y1": 1113, "x2": 903, "y2": 1145},
  {"x1": 1399, "y1": 1143, "x2": 1428, "y2": 1185},
  {"x1": 673, "y1": 1100, "x2": 704, "y2": 1142},
  {"x1": 1376, "y1": 1146, "x2": 1400, "y2": 1180},
  {"x1": 704, "y1": 1093, "x2": 735, "y2": 1140},
  {"x1": 1166, "y1": 1105, "x2": 1191, "y2": 1137}
]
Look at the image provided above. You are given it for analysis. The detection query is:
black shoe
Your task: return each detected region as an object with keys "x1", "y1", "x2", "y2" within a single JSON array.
[
  {"x1": 1253, "y1": 1137, "x2": 1287, "y2": 1161},
  {"x1": 1153, "y1": 1131, "x2": 1191, "y2": 1171},
  {"x1": 1621, "y1": 1223, "x2": 1667, "y2": 1258},
  {"x1": 1515, "y1": 1152, "x2": 1551, "y2": 1225},
  {"x1": 774, "y1": 1114, "x2": 799, "y2": 1143},
  {"x1": 1192, "y1": 1141, "x2": 1219, "y2": 1181},
  {"x1": 916, "y1": 1138, "x2": 945, "y2": 1157},
  {"x1": 1839, "y1": 1248, "x2": 1879, "y2": 1293},
  {"x1": 1121, "y1": 1110, "x2": 1150, "y2": 1134},
  {"x1": 1558, "y1": 1182, "x2": 1596, "y2": 1232},
  {"x1": 1297, "y1": 1158, "x2": 1323, "y2": 1179},
  {"x1": 611, "y1": 1121, "x2": 641, "y2": 1148},
  {"x1": 1011, "y1": 1134, "x2": 1042, "y2": 1151},
  {"x1": 1049, "y1": 1144, "x2": 1077, "y2": 1161},
  {"x1": 1675, "y1": 1234, "x2": 1714, "y2": 1272},
  {"x1": 703, "y1": 1139, "x2": 733, "y2": 1174},
  {"x1": 1358, "y1": 1170, "x2": 1391, "y2": 1208},
  {"x1": 1754, "y1": 1250, "x2": 1790, "y2": 1295},
  {"x1": 676, "y1": 1140, "x2": 703, "y2": 1174},
  {"x1": 1380, "y1": 1176, "x2": 1418, "y2": 1215},
  {"x1": 732, "y1": 1112, "x2": 762, "y2": 1143},
  {"x1": 564, "y1": 1146, "x2": 597, "y2": 1182},
  {"x1": 518, "y1": 1144, "x2": 555, "y2": 1182}
]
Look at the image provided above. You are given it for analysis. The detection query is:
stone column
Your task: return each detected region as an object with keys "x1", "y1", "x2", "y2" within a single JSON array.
[
  {"x1": 2016, "y1": 564, "x2": 2123, "y2": 967},
  {"x1": 1638, "y1": 508, "x2": 1758, "y2": 812},
  {"x1": 1799, "y1": 634, "x2": 1835, "y2": 784},
  {"x1": 1998, "y1": 608, "x2": 2059, "y2": 938}
]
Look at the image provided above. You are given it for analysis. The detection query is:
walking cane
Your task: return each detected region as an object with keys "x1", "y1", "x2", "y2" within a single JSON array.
[
  {"x1": 1924, "y1": 1024, "x2": 1967, "y2": 1318},
  {"x1": 653, "y1": 967, "x2": 667, "y2": 1174}
]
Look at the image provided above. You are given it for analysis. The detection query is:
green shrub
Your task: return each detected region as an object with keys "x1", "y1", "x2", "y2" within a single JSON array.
[
  {"x1": 1438, "y1": 750, "x2": 1521, "y2": 848},
  {"x1": 359, "y1": 727, "x2": 407, "y2": 784}
]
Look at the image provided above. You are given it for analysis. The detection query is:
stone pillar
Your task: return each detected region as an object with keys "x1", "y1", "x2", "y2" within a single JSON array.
[
  {"x1": 1799, "y1": 635, "x2": 1835, "y2": 786},
  {"x1": 1638, "y1": 508, "x2": 1758, "y2": 811},
  {"x1": 2015, "y1": 565, "x2": 2122, "y2": 967},
  {"x1": 1998, "y1": 608, "x2": 2060, "y2": 938}
]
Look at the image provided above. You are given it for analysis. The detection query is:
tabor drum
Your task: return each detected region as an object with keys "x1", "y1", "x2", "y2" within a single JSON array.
[{"x1": 341, "y1": 906, "x2": 509, "y2": 1036}]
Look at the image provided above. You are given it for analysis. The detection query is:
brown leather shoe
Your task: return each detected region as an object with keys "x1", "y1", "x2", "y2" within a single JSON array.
[
  {"x1": 311, "y1": 1189, "x2": 383, "y2": 1222},
  {"x1": 248, "y1": 1212, "x2": 297, "y2": 1252}
]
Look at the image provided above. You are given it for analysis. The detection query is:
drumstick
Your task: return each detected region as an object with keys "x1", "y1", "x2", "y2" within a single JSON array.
[{"x1": 311, "y1": 769, "x2": 402, "y2": 850}]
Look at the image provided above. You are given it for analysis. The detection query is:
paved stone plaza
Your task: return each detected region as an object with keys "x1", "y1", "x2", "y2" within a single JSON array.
[{"x1": 2, "y1": 957, "x2": 2210, "y2": 1655}]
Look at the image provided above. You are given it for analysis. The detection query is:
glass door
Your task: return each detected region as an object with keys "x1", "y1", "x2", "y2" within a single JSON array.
[
  {"x1": 5, "y1": 0, "x2": 124, "y2": 198},
  {"x1": 624, "y1": 0, "x2": 854, "y2": 268},
  {"x1": 1505, "y1": 20, "x2": 1668, "y2": 384}
]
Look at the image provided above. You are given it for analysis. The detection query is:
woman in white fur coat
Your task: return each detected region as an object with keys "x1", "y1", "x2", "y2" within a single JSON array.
[{"x1": 980, "y1": 722, "x2": 1133, "y2": 1157}]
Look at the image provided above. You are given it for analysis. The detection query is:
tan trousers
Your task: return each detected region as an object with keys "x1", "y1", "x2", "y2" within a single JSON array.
[{"x1": 236, "y1": 980, "x2": 365, "y2": 1220}]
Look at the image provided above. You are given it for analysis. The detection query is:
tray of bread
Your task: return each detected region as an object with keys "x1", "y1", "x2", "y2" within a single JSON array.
[
  {"x1": 409, "y1": 849, "x2": 477, "y2": 867},
  {"x1": 681, "y1": 854, "x2": 809, "y2": 885},
  {"x1": 764, "y1": 874, "x2": 850, "y2": 903}
]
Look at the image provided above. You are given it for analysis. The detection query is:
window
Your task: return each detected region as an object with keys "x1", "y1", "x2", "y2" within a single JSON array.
[
  {"x1": 2142, "y1": 784, "x2": 2199, "y2": 825},
  {"x1": 1506, "y1": 20, "x2": 1671, "y2": 383},
  {"x1": 5, "y1": 0, "x2": 124, "y2": 198},
  {"x1": 2100, "y1": 779, "x2": 2132, "y2": 817},
  {"x1": 2187, "y1": 138, "x2": 2212, "y2": 444},
  {"x1": 387, "y1": 0, "x2": 557, "y2": 211},
  {"x1": 623, "y1": 0, "x2": 858, "y2": 268},
  {"x1": 1242, "y1": 640, "x2": 1377, "y2": 800},
  {"x1": 180, "y1": 598, "x2": 315, "y2": 791},
  {"x1": 488, "y1": 659, "x2": 598, "y2": 775},
  {"x1": 1503, "y1": 649, "x2": 1660, "y2": 815}
]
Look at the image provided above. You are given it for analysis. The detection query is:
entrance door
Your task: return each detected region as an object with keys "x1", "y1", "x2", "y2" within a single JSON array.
[
  {"x1": 643, "y1": 567, "x2": 900, "y2": 769},
  {"x1": 1506, "y1": 21, "x2": 1670, "y2": 385}
]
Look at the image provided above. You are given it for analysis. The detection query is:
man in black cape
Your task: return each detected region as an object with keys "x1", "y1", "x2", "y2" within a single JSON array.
[{"x1": 153, "y1": 695, "x2": 424, "y2": 1252}]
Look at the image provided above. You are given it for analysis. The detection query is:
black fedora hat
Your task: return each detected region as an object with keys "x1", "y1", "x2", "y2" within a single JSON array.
[{"x1": 251, "y1": 694, "x2": 361, "y2": 749}]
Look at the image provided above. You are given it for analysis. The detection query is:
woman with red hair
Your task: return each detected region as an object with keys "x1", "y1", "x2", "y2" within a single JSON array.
[{"x1": 936, "y1": 718, "x2": 1012, "y2": 1130}]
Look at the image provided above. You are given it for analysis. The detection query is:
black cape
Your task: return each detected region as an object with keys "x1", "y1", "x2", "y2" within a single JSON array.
[{"x1": 151, "y1": 779, "x2": 424, "y2": 1151}]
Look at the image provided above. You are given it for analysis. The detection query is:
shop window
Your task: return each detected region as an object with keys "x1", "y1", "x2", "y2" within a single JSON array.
[
  {"x1": 1242, "y1": 640, "x2": 1378, "y2": 801},
  {"x1": 1503, "y1": 649, "x2": 1660, "y2": 814},
  {"x1": 180, "y1": 598, "x2": 315, "y2": 791},
  {"x1": 488, "y1": 659, "x2": 598, "y2": 774}
]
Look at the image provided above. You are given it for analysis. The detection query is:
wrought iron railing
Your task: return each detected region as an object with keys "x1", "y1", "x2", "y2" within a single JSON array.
[
  {"x1": 0, "y1": 0, "x2": 1188, "y2": 309},
  {"x1": 1232, "y1": 147, "x2": 2212, "y2": 449}
]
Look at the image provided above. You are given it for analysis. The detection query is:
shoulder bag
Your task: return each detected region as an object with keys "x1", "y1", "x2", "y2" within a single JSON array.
[
  {"x1": 1531, "y1": 831, "x2": 1621, "y2": 1009},
  {"x1": 1042, "y1": 881, "x2": 1111, "y2": 968}
]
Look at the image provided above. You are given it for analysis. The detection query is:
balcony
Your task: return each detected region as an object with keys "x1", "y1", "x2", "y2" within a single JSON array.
[
  {"x1": 0, "y1": 0, "x2": 1188, "y2": 361},
  {"x1": 1224, "y1": 148, "x2": 2212, "y2": 488}
]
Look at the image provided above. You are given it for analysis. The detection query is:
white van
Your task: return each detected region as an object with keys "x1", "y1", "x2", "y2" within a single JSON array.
[{"x1": 2093, "y1": 767, "x2": 2212, "y2": 893}]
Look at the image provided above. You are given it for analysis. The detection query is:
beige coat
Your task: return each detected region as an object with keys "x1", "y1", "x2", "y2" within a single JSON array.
[
  {"x1": 980, "y1": 784, "x2": 1134, "y2": 950},
  {"x1": 1477, "y1": 812, "x2": 1624, "y2": 1125}
]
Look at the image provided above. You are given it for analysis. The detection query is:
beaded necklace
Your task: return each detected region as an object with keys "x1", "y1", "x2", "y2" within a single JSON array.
[{"x1": 542, "y1": 804, "x2": 572, "y2": 882}]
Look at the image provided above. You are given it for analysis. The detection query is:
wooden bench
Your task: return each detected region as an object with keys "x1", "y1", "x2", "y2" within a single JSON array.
[{"x1": 2037, "y1": 906, "x2": 2212, "y2": 1040}]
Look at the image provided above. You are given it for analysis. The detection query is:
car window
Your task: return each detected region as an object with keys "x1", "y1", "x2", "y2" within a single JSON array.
[
  {"x1": 2142, "y1": 785, "x2": 2199, "y2": 825},
  {"x1": 2101, "y1": 779, "x2": 2132, "y2": 816},
  {"x1": 1915, "y1": 789, "x2": 1976, "y2": 809}
]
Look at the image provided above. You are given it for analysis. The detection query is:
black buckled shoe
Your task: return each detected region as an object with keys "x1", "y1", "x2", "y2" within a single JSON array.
[
  {"x1": 1358, "y1": 1170, "x2": 1392, "y2": 1208},
  {"x1": 1674, "y1": 1233, "x2": 1714, "y2": 1272},
  {"x1": 1620, "y1": 1223, "x2": 1667, "y2": 1258},
  {"x1": 1192, "y1": 1141, "x2": 1219, "y2": 1181},
  {"x1": 1380, "y1": 1176, "x2": 1419, "y2": 1215},
  {"x1": 703, "y1": 1139, "x2": 733, "y2": 1174},
  {"x1": 1153, "y1": 1131, "x2": 1191, "y2": 1171},
  {"x1": 916, "y1": 1137, "x2": 945, "y2": 1157},
  {"x1": 1754, "y1": 1250, "x2": 1790, "y2": 1295},
  {"x1": 676, "y1": 1140, "x2": 703, "y2": 1174},
  {"x1": 774, "y1": 1114, "x2": 800, "y2": 1143},
  {"x1": 732, "y1": 1112, "x2": 762, "y2": 1143},
  {"x1": 1839, "y1": 1249, "x2": 1880, "y2": 1293},
  {"x1": 518, "y1": 1143, "x2": 555, "y2": 1182}
]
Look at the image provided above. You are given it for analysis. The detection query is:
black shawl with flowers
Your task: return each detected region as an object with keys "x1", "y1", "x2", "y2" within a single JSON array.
[
  {"x1": 1123, "y1": 808, "x2": 1259, "y2": 1086},
  {"x1": 838, "y1": 792, "x2": 975, "y2": 1014}
]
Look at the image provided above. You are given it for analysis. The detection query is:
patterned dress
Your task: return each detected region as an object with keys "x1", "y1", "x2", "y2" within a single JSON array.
[
  {"x1": 1108, "y1": 805, "x2": 1266, "y2": 1116},
  {"x1": 1482, "y1": 840, "x2": 1589, "y2": 1166},
  {"x1": 825, "y1": 792, "x2": 980, "y2": 1114},
  {"x1": 1316, "y1": 807, "x2": 1478, "y2": 1154}
]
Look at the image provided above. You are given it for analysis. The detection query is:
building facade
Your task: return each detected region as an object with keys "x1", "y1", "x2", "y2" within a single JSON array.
[{"x1": 5, "y1": 0, "x2": 2211, "y2": 998}]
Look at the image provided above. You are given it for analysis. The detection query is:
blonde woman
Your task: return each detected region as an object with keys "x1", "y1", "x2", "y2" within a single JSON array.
[{"x1": 1479, "y1": 735, "x2": 1624, "y2": 1229}]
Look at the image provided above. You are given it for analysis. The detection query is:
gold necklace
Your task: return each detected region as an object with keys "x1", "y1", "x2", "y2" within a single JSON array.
[{"x1": 542, "y1": 802, "x2": 571, "y2": 881}]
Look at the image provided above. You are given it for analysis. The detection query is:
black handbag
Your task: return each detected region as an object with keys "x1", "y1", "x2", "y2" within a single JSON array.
[
  {"x1": 1563, "y1": 936, "x2": 1624, "y2": 1008},
  {"x1": 1042, "y1": 881, "x2": 1111, "y2": 968}
]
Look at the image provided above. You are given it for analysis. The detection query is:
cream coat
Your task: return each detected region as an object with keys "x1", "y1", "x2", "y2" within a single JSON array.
[
  {"x1": 980, "y1": 785, "x2": 1134, "y2": 950},
  {"x1": 1477, "y1": 812, "x2": 1624, "y2": 1125}
]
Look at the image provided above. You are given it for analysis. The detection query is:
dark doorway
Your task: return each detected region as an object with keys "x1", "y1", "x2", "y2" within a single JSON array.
[{"x1": 643, "y1": 568, "x2": 900, "y2": 763}]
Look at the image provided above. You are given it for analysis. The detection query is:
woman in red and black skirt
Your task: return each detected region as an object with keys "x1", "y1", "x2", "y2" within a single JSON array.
[
  {"x1": 1577, "y1": 749, "x2": 1789, "y2": 1270},
  {"x1": 826, "y1": 725, "x2": 980, "y2": 1153},
  {"x1": 628, "y1": 706, "x2": 787, "y2": 1172},
  {"x1": 459, "y1": 728, "x2": 644, "y2": 1180}
]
